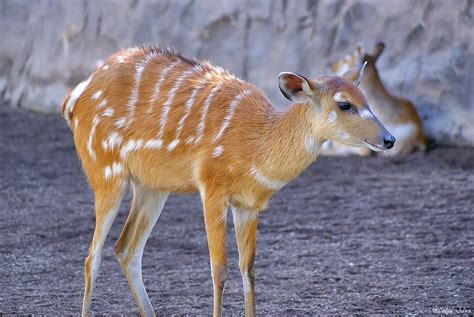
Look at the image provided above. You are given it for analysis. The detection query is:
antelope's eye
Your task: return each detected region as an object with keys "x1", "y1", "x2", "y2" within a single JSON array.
[{"x1": 338, "y1": 102, "x2": 351, "y2": 111}]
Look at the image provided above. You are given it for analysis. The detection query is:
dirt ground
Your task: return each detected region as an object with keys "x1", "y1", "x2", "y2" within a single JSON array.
[{"x1": 0, "y1": 105, "x2": 473, "y2": 315}]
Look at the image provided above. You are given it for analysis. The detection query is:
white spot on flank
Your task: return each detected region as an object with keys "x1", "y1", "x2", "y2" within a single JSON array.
[
  {"x1": 144, "y1": 139, "x2": 163, "y2": 149},
  {"x1": 97, "y1": 99, "x2": 107, "y2": 108},
  {"x1": 195, "y1": 82, "x2": 223, "y2": 144},
  {"x1": 92, "y1": 90, "x2": 102, "y2": 100},
  {"x1": 102, "y1": 132, "x2": 123, "y2": 151},
  {"x1": 116, "y1": 56, "x2": 125, "y2": 63},
  {"x1": 87, "y1": 115, "x2": 100, "y2": 160},
  {"x1": 101, "y1": 64, "x2": 109, "y2": 71},
  {"x1": 63, "y1": 76, "x2": 92, "y2": 126},
  {"x1": 115, "y1": 117, "x2": 126, "y2": 128},
  {"x1": 249, "y1": 164, "x2": 286, "y2": 190},
  {"x1": 213, "y1": 89, "x2": 252, "y2": 143},
  {"x1": 212, "y1": 145, "x2": 224, "y2": 158},
  {"x1": 112, "y1": 162, "x2": 123, "y2": 176},
  {"x1": 104, "y1": 166, "x2": 112, "y2": 180},
  {"x1": 359, "y1": 108, "x2": 374, "y2": 120},
  {"x1": 167, "y1": 139, "x2": 180, "y2": 151},
  {"x1": 147, "y1": 60, "x2": 181, "y2": 113},
  {"x1": 328, "y1": 111, "x2": 337, "y2": 124},
  {"x1": 333, "y1": 92, "x2": 344, "y2": 102},
  {"x1": 125, "y1": 52, "x2": 158, "y2": 128},
  {"x1": 103, "y1": 108, "x2": 114, "y2": 117},
  {"x1": 173, "y1": 81, "x2": 207, "y2": 141}
]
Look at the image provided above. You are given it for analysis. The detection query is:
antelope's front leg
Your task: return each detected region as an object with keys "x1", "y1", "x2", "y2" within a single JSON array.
[
  {"x1": 202, "y1": 194, "x2": 228, "y2": 317},
  {"x1": 232, "y1": 207, "x2": 259, "y2": 317}
]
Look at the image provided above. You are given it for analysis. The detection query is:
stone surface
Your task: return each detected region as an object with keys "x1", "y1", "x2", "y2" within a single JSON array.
[{"x1": 0, "y1": 0, "x2": 473, "y2": 145}]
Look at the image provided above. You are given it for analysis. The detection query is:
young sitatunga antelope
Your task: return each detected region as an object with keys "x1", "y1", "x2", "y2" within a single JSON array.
[
  {"x1": 62, "y1": 46, "x2": 395, "y2": 316},
  {"x1": 324, "y1": 42, "x2": 427, "y2": 156}
]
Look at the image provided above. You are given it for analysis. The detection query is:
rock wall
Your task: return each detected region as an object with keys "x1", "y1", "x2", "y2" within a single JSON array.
[{"x1": 1, "y1": 0, "x2": 473, "y2": 145}]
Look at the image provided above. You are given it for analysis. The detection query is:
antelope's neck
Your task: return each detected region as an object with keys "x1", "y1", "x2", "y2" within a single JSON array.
[
  {"x1": 254, "y1": 103, "x2": 322, "y2": 183},
  {"x1": 361, "y1": 69, "x2": 391, "y2": 101}
]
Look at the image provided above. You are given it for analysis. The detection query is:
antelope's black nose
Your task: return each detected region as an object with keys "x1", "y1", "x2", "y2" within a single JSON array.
[{"x1": 383, "y1": 135, "x2": 396, "y2": 149}]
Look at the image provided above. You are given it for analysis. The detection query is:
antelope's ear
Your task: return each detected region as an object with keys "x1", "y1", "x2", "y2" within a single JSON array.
[
  {"x1": 370, "y1": 42, "x2": 385, "y2": 61},
  {"x1": 341, "y1": 62, "x2": 367, "y2": 86},
  {"x1": 278, "y1": 72, "x2": 317, "y2": 102}
]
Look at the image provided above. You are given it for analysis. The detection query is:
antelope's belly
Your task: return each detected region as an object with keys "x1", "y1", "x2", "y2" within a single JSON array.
[{"x1": 127, "y1": 151, "x2": 198, "y2": 193}]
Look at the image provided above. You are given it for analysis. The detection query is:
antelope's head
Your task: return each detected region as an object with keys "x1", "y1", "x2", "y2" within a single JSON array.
[
  {"x1": 330, "y1": 42, "x2": 385, "y2": 78},
  {"x1": 278, "y1": 62, "x2": 395, "y2": 151}
]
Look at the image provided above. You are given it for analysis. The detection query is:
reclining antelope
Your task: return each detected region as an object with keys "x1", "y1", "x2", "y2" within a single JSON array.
[
  {"x1": 62, "y1": 46, "x2": 395, "y2": 316},
  {"x1": 322, "y1": 42, "x2": 426, "y2": 156}
]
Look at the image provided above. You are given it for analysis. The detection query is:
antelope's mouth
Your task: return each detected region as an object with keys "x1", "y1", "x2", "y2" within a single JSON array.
[{"x1": 364, "y1": 140, "x2": 384, "y2": 151}]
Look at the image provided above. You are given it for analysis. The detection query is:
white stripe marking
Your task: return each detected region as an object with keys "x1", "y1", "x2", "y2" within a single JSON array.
[
  {"x1": 167, "y1": 139, "x2": 180, "y2": 151},
  {"x1": 74, "y1": 118, "x2": 79, "y2": 130},
  {"x1": 147, "y1": 60, "x2": 181, "y2": 113},
  {"x1": 103, "y1": 108, "x2": 114, "y2": 117},
  {"x1": 173, "y1": 81, "x2": 207, "y2": 142},
  {"x1": 213, "y1": 89, "x2": 252, "y2": 143},
  {"x1": 185, "y1": 136, "x2": 195, "y2": 144},
  {"x1": 195, "y1": 82, "x2": 223, "y2": 144},
  {"x1": 125, "y1": 52, "x2": 158, "y2": 128},
  {"x1": 250, "y1": 164, "x2": 286, "y2": 190},
  {"x1": 115, "y1": 117, "x2": 126, "y2": 128},
  {"x1": 120, "y1": 139, "x2": 137, "y2": 159},
  {"x1": 87, "y1": 115, "x2": 100, "y2": 160},
  {"x1": 157, "y1": 65, "x2": 202, "y2": 144}
]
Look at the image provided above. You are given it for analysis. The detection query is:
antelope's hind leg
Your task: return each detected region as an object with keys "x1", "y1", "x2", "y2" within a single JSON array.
[
  {"x1": 82, "y1": 179, "x2": 126, "y2": 317},
  {"x1": 114, "y1": 182, "x2": 169, "y2": 317}
]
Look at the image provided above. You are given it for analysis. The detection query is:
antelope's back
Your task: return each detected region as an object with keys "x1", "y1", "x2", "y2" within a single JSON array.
[{"x1": 65, "y1": 46, "x2": 270, "y2": 192}]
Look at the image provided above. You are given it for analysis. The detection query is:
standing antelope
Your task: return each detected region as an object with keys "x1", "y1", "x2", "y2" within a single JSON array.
[
  {"x1": 325, "y1": 42, "x2": 427, "y2": 156},
  {"x1": 62, "y1": 46, "x2": 394, "y2": 316}
]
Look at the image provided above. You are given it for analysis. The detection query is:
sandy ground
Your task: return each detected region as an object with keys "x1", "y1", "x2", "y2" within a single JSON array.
[{"x1": 0, "y1": 105, "x2": 473, "y2": 315}]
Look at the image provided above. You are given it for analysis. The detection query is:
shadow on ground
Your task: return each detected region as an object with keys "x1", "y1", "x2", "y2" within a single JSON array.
[{"x1": 0, "y1": 106, "x2": 473, "y2": 315}]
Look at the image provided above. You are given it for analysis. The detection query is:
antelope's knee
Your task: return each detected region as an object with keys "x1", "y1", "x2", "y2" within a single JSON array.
[{"x1": 213, "y1": 265, "x2": 228, "y2": 288}]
